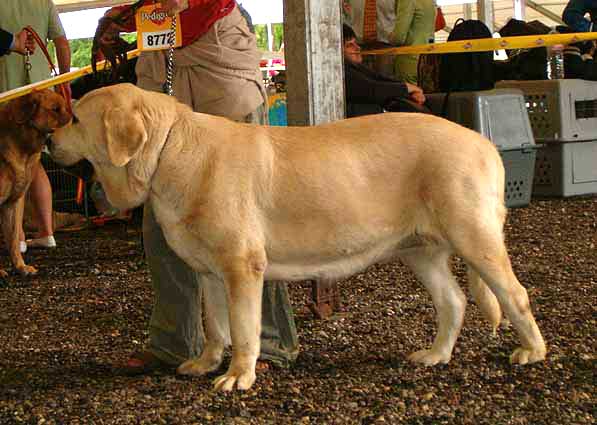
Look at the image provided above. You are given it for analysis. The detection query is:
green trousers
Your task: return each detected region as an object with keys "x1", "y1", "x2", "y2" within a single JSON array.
[{"x1": 393, "y1": 0, "x2": 436, "y2": 84}]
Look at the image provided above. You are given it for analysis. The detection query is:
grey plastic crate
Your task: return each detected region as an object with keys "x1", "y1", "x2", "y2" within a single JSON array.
[
  {"x1": 534, "y1": 140, "x2": 597, "y2": 197},
  {"x1": 496, "y1": 79, "x2": 597, "y2": 142},
  {"x1": 426, "y1": 89, "x2": 536, "y2": 208}
]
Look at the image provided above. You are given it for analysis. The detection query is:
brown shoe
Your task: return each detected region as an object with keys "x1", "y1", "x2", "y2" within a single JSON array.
[
  {"x1": 255, "y1": 360, "x2": 271, "y2": 373},
  {"x1": 122, "y1": 350, "x2": 173, "y2": 376}
]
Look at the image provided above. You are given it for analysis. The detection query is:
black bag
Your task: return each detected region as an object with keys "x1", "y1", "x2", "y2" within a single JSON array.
[
  {"x1": 439, "y1": 19, "x2": 495, "y2": 92},
  {"x1": 493, "y1": 18, "x2": 550, "y2": 82}
]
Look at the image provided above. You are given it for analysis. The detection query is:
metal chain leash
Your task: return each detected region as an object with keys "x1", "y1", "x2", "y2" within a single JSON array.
[
  {"x1": 24, "y1": 50, "x2": 32, "y2": 85},
  {"x1": 163, "y1": 15, "x2": 177, "y2": 96}
]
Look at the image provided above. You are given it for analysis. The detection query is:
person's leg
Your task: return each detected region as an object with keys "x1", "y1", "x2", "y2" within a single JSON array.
[
  {"x1": 393, "y1": 0, "x2": 417, "y2": 84},
  {"x1": 127, "y1": 55, "x2": 205, "y2": 372},
  {"x1": 136, "y1": 201, "x2": 205, "y2": 367},
  {"x1": 259, "y1": 281, "x2": 299, "y2": 366},
  {"x1": 394, "y1": 0, "x2": 436, "y2": 84},
  {"x1": 26, "y1": 163, "x2": 56, "y2": 248},
  {"x1": 29, "y1": 164, "x2": 53, "y2": 237}
]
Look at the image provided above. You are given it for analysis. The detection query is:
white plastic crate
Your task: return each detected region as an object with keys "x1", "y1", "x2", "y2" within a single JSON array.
[
  {"x1": 496, "y1": 79, "x2": 597, "y2": 142},
  {"x1": 534, "y1": 140, "x2": 597, "y2": 197},
  {"x1": 426, "y1": 89, "x2": 537, "y2": 208}
]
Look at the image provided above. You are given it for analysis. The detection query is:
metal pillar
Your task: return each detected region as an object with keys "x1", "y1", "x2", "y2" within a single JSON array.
[
  {"x1": 477, "y1": 0, "x2": 494, "y2": 33},
  {"x1": 282, "y1": 0, "x2": 345, "y2": 318},
  {"x1": 267, "y1": 22, "x2": 275, "y2": 51},
  {"x1": 513, "y1": 0, "x2": 526, "y2": 20},
  {"x1": 464, "y1": 3, "x2": 473, "y2": 20},
  {"x1": 282, "y1": 0, "x2": 345, "y2": 126}
]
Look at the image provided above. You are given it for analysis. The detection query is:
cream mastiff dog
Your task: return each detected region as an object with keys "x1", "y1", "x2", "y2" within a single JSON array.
[{"x1": 49, "y1": 84, "x2": 546, "y2": 391}]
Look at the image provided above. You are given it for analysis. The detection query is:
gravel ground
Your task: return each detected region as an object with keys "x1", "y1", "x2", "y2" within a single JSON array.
[{"x1": 0, "y1": 197, "x2": 595, "y2": 425}]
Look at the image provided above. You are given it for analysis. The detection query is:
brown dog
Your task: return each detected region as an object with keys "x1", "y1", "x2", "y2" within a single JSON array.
[{"x1": 0, "y1": 90, "x2": 71, "y2": 277}]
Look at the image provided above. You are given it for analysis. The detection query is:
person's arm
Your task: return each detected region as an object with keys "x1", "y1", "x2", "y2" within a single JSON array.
[
  {"x1": 47, "y1": 2, "x2": 71, "y2": 96},
  {"x1": 47, "y1": 0, "x2": 69, "y2": 72},
  {"x1": 0, "y1": 28, "x2": 14, "y2": 56},
  {"x1": 162, "y1": 0, "x2": 216, "y2": 14},
  {"x1": 405, "y1": 82, "x2": 425, "y2": 105},
  {"x1": 163, "y1": 0, "x2": 190, "y2": 13},
  {"x1": 103, "y1": 4, "x2": 139, "y2": 33},
  {"x1": 53, "y1": 36, "x2": 71, "y2": 75},
  {"x1": 345, "y1": 62, "x2": 409, "y2": 105},
  {"x1": 562, "y1": 0, "x2": 596, "y2": 32}
]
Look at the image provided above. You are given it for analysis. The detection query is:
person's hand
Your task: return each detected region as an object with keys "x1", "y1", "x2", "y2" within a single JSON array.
[
  {"x1": 11, "y1": 29, "x2": 35, "y2": 55},
  {"x1": 97, "y1": 10, "x2": 128, "y2": 46},
  {"x1": 405, "y1": 83, "x2": 426, "y2": 105},
  {"x1": 161, "y1": 0, "x2": 189, "y2": 15},
  {"x1": 410, "y1": 91, "x2": 426, "y2": 105}
]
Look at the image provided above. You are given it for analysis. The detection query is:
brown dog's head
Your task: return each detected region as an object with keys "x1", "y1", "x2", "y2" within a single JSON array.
[{"x1": 8, "y1": 89, "x2": 72, "y2": 134}]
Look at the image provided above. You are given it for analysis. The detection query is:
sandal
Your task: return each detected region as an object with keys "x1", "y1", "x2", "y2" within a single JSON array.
[
  {"x1": 255, "y1": 360, "x2": 272, "y2": 372},
  {"x1": 122, "y1": 350, "x2": 173, "y2": 376}
]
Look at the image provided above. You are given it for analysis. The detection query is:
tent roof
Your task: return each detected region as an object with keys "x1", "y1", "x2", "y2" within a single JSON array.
[
  {"x1": 55, "y1": 1, "x2": 571, "y2": 33},
  {"x1": 55, "y1": 0, "x2": 134, "y2": 12}
]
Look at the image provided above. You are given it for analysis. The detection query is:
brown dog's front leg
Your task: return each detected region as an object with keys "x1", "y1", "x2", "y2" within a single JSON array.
[{"x1": 1, "y1": 196, "x2": 37, "y2": 276}]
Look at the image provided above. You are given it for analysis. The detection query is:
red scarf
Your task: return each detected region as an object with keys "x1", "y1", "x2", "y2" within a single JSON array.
[{"x1": 113, "y1": 0, "x2": 236, "y2": 47}]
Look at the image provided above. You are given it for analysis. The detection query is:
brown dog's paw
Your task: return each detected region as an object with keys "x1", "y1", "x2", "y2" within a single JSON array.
[
  {"x1": 0, "y1": 269, "x2": 8, "y2": 278},
  {"x1": 16, "y1": 265, "x2": 38, "y2": 276}
]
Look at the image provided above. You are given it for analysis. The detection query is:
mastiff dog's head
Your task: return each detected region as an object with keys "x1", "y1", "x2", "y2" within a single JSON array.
[{"x1": 50, "y1": 83, "x2": 180, "y2": 210}]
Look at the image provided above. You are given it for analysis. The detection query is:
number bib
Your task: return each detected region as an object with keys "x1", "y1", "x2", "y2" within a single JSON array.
[{"x1": 135, "y1": 3, "x2": 182, "y2": 51}]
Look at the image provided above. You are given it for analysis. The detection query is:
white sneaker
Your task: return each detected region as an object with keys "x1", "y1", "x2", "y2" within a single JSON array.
[
  {"x1": 26, "y1": 235, "x2": 57, "y2": 249},
  {"x1": 20, "y1": 241, "x2": 27, "y2": 254}
]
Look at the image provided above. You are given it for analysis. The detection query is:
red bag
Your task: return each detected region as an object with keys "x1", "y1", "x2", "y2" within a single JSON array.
[{"x1": 435, "y1": 7, "x2": 446, "y2": 32}]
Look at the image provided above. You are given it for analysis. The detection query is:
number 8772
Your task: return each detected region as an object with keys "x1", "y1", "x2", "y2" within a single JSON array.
[{"x1": 147, "y1": 33, "x2": 169, "y2": 46}]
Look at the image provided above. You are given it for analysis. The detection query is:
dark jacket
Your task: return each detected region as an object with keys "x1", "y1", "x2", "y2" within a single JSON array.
[
  {"x1": 562, "y1": 0, "x2": 597, "y2": 32},
  {"x1": 0, "y1": 28, "x2": 13, "y2": 57},
  {"x1": 344, "y1": 60, "x2": 409, "y2": 117},
  {"x1": 564, "y1": 45, "x2": 597, "y2": 79}
]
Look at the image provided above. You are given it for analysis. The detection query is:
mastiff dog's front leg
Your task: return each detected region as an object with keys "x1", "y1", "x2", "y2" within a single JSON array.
[{"x1": 212, "y1": 248, "x2": 267, "y2": 391}]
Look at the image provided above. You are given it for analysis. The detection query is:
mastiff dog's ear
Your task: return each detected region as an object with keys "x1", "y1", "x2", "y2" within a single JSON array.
[{"x1": 103, "y1": 107, "x2": 148, "y2": 167}]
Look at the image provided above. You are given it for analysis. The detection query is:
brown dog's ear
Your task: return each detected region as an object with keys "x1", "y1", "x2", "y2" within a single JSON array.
[
  {"x1": 103, "y1": 107, "x2": 148, "y2": 167},
  {"x1": 12, "y1": 93, "x2": 40, "y2": 125}
]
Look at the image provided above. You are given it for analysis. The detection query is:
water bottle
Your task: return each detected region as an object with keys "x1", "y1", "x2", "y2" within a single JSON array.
[{"x1": 546, "y1": 30, "x2": 565, "y2": 79}]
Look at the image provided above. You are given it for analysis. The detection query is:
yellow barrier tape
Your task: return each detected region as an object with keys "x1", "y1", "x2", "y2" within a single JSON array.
[
  {"x1": 363, "y1": 32, "x2": 597, "y2": 55},
  {"x1": 2, "y1": 32, "x2": 597, "y2": 104},
  {"x1": 0, "y1": 49, "x2": 141, "y2": 105}
]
